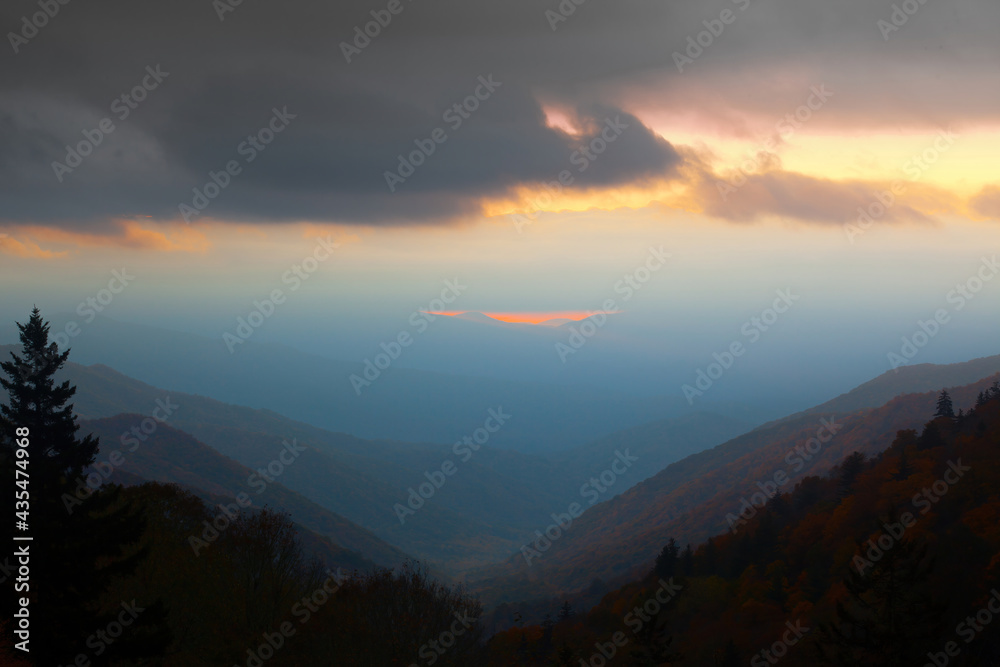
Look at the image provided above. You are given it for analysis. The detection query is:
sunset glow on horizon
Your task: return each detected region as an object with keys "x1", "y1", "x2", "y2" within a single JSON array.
[
  {"x1": 5, "y1": 1, "x2": 1000, "y2": 662},
  {"x1": 1, "y1": 0, "x2": 998, "y2": 401},
  {"x1": 423, "y1": 311, "x2": 600, "y2": 325}
]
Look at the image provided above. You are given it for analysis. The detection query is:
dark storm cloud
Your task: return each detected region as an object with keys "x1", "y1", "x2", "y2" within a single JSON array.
[
  {"x1": 0, "y1": 0, "x2": 686, "y2": 227},
  {"x1": 0, "y1": 0, "x2": 996, "y2": 228}
]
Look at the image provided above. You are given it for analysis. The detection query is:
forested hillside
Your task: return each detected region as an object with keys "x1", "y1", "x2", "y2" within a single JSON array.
[
  {"x1": 484, "y1": 383, "x2": 1000, "y2": 665},
  {"x1": 471, "y1": 374, "x2": 1000, "y2": 605}
]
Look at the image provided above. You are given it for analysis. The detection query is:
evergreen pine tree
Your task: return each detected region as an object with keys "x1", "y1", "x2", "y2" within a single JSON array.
[
  {"x1": 935, "y1": 390, "x2": 955, "y2": 420},
  {"x1": 0, "y1": 309, "x2": 170, "y2": 664},
  {"x1": 754, "y1": 512, "x2": 777, "y2": 563},
  {"x1": 701, "y1": 537, "x2": 718, "y2": 575},
  {"x1": 551, "y1": 643, "x2": 578, "y2": 666},
  {"x1": 765, "y1": 491, "x2": 789, "y2": 516},
  {"x1": 838, "y1": 451, "x2": 866, "y2": 497},
  {"x1": 538, "y1": 613, "x2": 555, "y2": 657},
  {"x1": 557, "y1": 600, "x2": 574, "y2": 622},
  {"x1": 680, "y1": 543, "x2": 694, "y2": 576},
  {"x1": 794, "y1": 476, "x2": 823, "y2": 510},
  {"x1": 731, "y1": 532, "x2": 754, "y2": 577},
  {"x1": 627, "y1": 598, "x2": 680, "y2": 666},
  {"x1": 818, "y1": 531, "x2": 944, "y2": 666},
  {"x1": 917, "y1": 422, "x2": 946, "y2": 450},
  {"x1": 893, "y1": 447, "x2": 912, "y2": 481},
  {"x1": 653, "y1": 538, "x2": 679, "y2": 579},
  {"x1": 517, "y1": 631, "x2": 529, "y2": 661}
]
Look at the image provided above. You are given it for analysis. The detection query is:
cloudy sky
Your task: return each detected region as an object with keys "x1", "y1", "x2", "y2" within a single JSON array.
[{"x1": 1, "y1": 0, "x2": 998, "y2": 391}]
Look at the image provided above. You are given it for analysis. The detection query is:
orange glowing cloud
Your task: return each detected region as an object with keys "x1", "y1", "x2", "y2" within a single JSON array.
[
  {"x1": 425, "y1": 311, "x2": 600, "y2": 325},
  {"x1": 541, "y1": 106, "x2": 580, "y2": 136},
  {"x1": 4, "y1": 220, "x2": 211, "y2": 255},
  {"x1": 477, "y1": 118, "x2": 1000, "y2": 228},
  {"x1": 482, "y1": 176, "x2": 695, "y2": 223},
  {"x1": 481, "y1": 140, "x2": 968, "y2": 228},
  {"x1": 0, "y1": 235, "x2": 68, "y2": 259}
]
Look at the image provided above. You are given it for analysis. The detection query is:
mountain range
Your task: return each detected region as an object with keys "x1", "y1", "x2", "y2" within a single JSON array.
[{"x1": 4, "y1": 329, "x2": 999, "y2": 605}]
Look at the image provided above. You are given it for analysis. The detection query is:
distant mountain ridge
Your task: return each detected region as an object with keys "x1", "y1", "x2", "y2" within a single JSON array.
[
  {"x1": 468, "y1": 368, "x2": 1000, "y2": 604},
  {"x1": 0, "y1": 344, "x2": 743, "y2": 572},
  {"x1": 81, "y1": 414, "x2": 407, "y2": 572},
  {"x1": 0, "y1": 316, "x2": 698, "y2": 454},
  {"x1": 486, "y1": 392, "x2": 1000, "y2": 663},
  {"x1": 4, "y1": 333, "x2": 997, "y2": 601},
  {"x1": 794, "y1": 353, "x2": 1000, "y2": 417},
  {"x1": 450, "y1": 311, "x2": 504, "y2": 325}
]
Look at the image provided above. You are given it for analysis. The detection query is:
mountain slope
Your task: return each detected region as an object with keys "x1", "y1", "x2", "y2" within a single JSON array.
[
  {"x1": 485, "y1": 391, "x2": 1000, "y2": 665},
  {"x1": 81, "y1": 415, "x2": 411, "y2": 570},
  {"x1": 796, "y1": 353, "x2": 1000, "y2": 417},
  {"x1": 0, "y1": 349, "x2": 567, "y2": 568},
  {"x1": 552, "y1": 411, "x2": 753, "y2": 486},
  {"x1": 0, "y1": 346, "x2": 746, "y2": 571},
  {"x1": 469, "y1": 373, "x2": 1000, "y2": 604}
]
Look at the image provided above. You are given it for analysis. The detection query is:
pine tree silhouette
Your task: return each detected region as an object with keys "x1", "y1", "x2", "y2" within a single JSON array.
[
  {"x1": 0, "y1": 309, "x2": 170, "y2": 665},
  {"x1": 818, "y1": 529, "x2": 944, "y2": 666},
  {"x1": 557, "y1": 600, "x2": 574, "y2": 622},
  {"x1": 935, "y1": 390, "x2": 955, "y2": 420},
  {"x1": 917, "y1": 422, "x2": 946, "y2": 450},
  {"x1": 680, "y1": 543, "x2": 694, "y2": 576},
  {"x1": 893, "y1": 447, "x2": 912, "y2": 481},
  {"x1": 517, "y1": 630, "x2": 529, "y2": 661},
  {"x1": 838, "y1": 451, "x2": 866, "y2": 497},
  {"x1": 765, "y1": 491, "x2": 789, "y2": 516},
  {"x1": 551, "y1": 643, "x2": 578, "y2": 666},
  {"x1": 627, "y1": 596, "x2": 680, "y2": 666},
  {"x1": 654, "y1": 537, "x2": 679, "y2": 578},
  {"x1": 538, "y1": 613, "x2": 555, "y2": 657},
  {"x1": 701, "y1": 537, "x2": 718, "y2": 575}
]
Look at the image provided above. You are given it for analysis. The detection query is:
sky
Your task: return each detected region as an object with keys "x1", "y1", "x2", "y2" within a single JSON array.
[{"x1": 1, "y1": 0, "x2": 999, "y2": 404}]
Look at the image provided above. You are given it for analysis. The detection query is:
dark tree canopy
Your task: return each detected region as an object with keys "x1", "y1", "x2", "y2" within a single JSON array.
[
  {"x1": 654, "y1": 537, "x2": 679, "y2": 579},
  {"x1": 935, "y1": 390, "x2": 955, "y2": 420},
  {"x1": 0, "y1": 309, "x2": 169, "y2": 665},
  {"x1": 0, "y1": 307, "x2": 97, "y2": 479}
]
